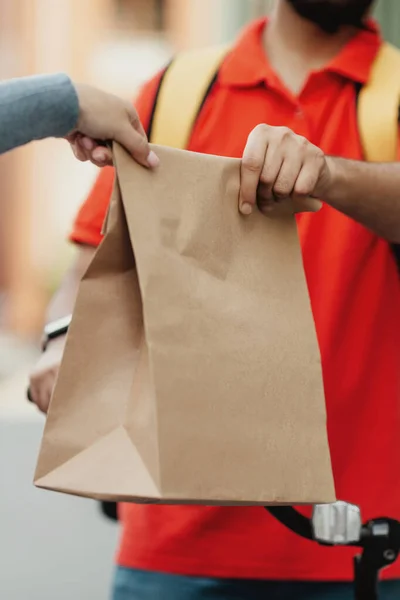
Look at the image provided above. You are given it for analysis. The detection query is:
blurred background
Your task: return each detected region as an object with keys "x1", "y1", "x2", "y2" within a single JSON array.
[{"x1": 0, "y1": 1, "x2": 399, "y2": 598}]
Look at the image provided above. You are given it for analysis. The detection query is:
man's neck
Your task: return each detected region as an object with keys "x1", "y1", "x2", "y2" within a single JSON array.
[{"x1": 264, "y1": 0, "x2": 359, "y2": 95}]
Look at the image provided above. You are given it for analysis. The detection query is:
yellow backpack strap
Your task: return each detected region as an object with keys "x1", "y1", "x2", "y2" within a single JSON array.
[
  {"x1": 358, "y1": 42, "x2": 400, "y2": 162},
  {"x1": 150, "y1": 45, "x2": 230, "y2": 149}
]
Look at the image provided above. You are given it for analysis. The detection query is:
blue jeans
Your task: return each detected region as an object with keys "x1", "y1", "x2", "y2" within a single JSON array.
[{"x1": 113, "y1": 567, "x2": 400, "y2": 600}]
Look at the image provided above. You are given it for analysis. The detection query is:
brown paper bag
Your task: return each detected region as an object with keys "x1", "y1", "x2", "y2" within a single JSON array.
[{"x1": 34, "y1": 144, "x2": 335, "y2": 505}]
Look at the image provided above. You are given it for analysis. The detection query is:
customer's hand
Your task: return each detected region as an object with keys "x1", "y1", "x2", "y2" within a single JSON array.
[
  {"x1": 66, "y1": 83, "x2": 160, "y2": 169},
  {"x1": 239, "y1": 124, "x2": 332, "y2": 215},
  {"x1": 28, "y1": 337, "x2": 66, "y2": 413}
]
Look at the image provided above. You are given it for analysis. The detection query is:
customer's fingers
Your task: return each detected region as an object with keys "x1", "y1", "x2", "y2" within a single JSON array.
[
  {"x1": 90, "y1": 146, "x2": 113, "y2": 167},
  {"x1": 114, "y1": 110, "x2": 159, "y2": 168}
]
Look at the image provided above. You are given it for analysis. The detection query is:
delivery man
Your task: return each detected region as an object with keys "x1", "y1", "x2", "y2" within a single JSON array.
[{"x1": 29, "y1": 0, "x2": 400, "y2": 598}]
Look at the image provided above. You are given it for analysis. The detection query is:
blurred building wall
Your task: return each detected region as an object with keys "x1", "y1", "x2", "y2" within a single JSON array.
[
  {"x1": 374, "y1": 0, "x2": 400, "y2": 47},
  {"x1": 0, "y1": 0, "x2": 112, "y2": 336},
  {"x1": 0, "y1": 0, "x2": 165, "y2": 338}
]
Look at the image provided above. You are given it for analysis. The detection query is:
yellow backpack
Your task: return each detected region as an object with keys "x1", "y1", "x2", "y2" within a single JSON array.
[{"x1": 149, "y1": 42, "x2": 400, "y2": 163}]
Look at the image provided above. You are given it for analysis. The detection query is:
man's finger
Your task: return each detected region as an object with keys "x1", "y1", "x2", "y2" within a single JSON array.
[
  {"x1": 257, "y1": 184, "x2": 275, "y2": 214},
  {"x1": 240, "y1": 125, "x2": 269, "y2": 215},
  {"x1": 115, "y1": 126, "x2": 159, "y2": 169},
  {"x1": 257, "y1": 142, "x2": 284, "y2": 209},
  {"x1": 272, "y1": 154, "x2": 303, "y2": 200},
  {"x1": 294, "y1": 162, "x2": 320, "y2": 197}
]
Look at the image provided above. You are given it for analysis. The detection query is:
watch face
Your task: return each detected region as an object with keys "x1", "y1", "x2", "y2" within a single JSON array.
[{"x1": 44, "y1": 315, "x2": 72, "y2": 338}]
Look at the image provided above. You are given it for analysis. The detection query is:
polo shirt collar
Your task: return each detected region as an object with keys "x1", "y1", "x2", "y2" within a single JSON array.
[{"x1": 218, "y1": 17, "x2": 382, "y2": 89}]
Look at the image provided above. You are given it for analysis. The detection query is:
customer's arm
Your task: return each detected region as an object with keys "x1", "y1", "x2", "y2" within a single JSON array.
[
  {"x1": 0, "y1": 74, "x2": 158, "y2": 168},
  {"x1": 0, "y1": 74, "x2": 79, "y2": 154}
]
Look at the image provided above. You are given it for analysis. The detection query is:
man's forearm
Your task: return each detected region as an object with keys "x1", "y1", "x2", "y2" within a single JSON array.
[{"x1": 324, "y1": 158, "x2": 400, "y2": 243}]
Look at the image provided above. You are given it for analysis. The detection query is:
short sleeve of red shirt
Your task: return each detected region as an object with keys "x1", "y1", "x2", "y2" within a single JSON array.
[{"x1": 69, "y1": 71, "x2": 164, "y2": 247}]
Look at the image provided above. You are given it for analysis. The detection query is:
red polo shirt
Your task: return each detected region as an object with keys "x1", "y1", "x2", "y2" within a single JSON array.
[{"x1": 70, "y1": 19, "x2": 400, "y2": 581}]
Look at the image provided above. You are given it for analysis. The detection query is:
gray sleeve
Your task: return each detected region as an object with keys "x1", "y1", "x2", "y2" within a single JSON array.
[{"x1": 0, "y1": 73, "x2": 79, "y2": 155}]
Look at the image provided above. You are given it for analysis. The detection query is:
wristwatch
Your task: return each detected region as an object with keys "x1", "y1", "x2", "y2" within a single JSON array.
[{"x1": 41, "y1": 314, "x2": 72, "y2": 352}]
